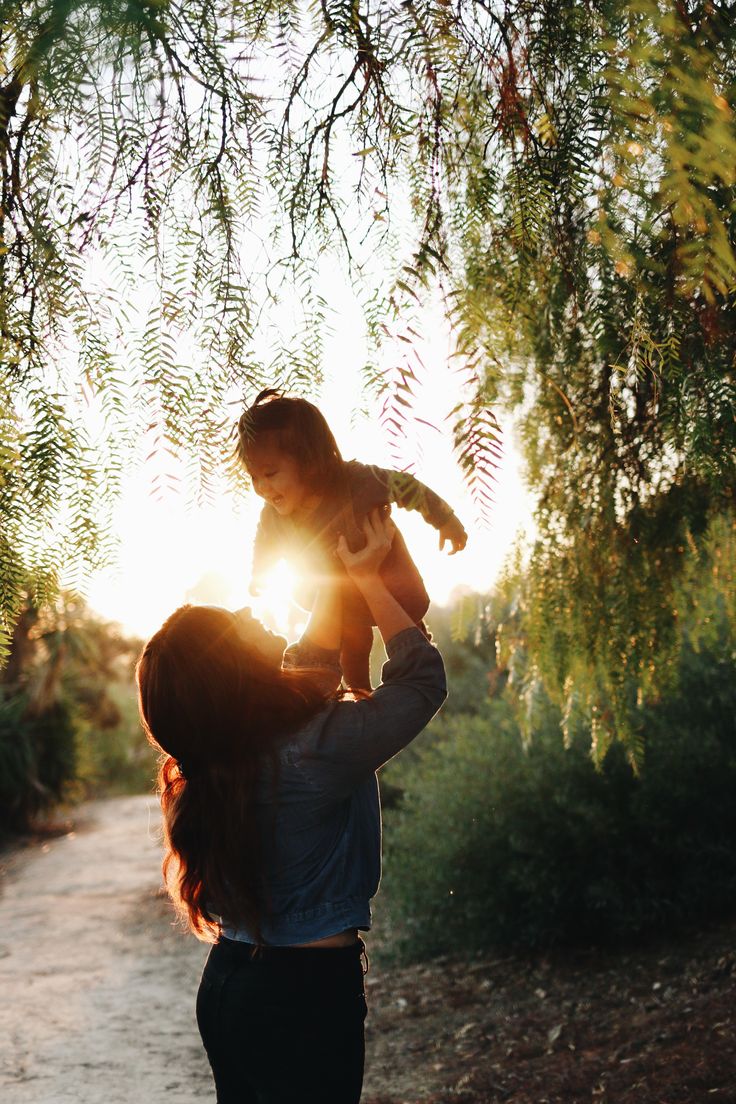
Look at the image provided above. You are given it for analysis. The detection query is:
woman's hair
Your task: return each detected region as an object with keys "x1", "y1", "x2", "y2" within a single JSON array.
[
  {"x1": 136, "y1": 604, "x2": 330, "y2": 943},
  {"x1": 236, "y1": 387, "x2": 345, "y2": 496}
]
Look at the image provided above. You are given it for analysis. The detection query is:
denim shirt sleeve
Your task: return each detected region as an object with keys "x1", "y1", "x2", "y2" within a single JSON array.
[
  {"x1": 302, "y1": 627, "x2": 447, "y2": 795},
  {"x1": 282, "y1": 636, "x2": 342, "y2": 696}
]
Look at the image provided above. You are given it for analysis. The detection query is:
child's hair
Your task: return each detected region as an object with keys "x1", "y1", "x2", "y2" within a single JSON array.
[{"x1": 236, "y1": 388, "x2": 345, "y2": 495}]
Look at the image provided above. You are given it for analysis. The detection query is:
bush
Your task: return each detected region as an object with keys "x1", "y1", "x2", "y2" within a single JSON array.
[
  {"x1": 0, "y1": 697, "x2": 77, "y2": 833},
  {"x1": 381, "y1": 637, "x2": 736, "y2": 958},
  {"x1": 71, "y1": 683, "x2": 154, "y2": 798}
]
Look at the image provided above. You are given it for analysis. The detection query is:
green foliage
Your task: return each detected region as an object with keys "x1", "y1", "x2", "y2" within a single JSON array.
[
  {"x1": 381, "y1": 531, "x2": 736, "y2": 957},
  {"x1": 41, "y1": 597, "x2": 149, "y2": 796},
  {"x1": 1, "y1": 0, "x2": 734, "y2": 761},
  {"x1": 383, "y1": 622, "x2": 736, "y2": 959},
  {"x1": 0, "y1": 589, "x2": 146, "y2": 831},
  {"x1": 70, "y1": 682, "x2": 153, "y2": 798},
  {"x1": 0, "y1": 695, "x2": 77, "y2": 832},
  {"x1": 430, "y1": 595, "x2": 500, "y2": 713},
  {"x1": 438, "y1": 0, "x2": 736, "y2": 754}
]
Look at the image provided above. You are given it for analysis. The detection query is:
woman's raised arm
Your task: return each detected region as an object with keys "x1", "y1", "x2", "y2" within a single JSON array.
[
  {"x1": 280, "y1": 556, "x2": 343, "y2": 693},
  {"x1": 337, "y1": 510, "x2": 414, "y2": 645}
]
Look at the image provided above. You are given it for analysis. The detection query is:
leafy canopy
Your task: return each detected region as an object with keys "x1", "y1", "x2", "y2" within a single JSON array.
[{"x1": 1, "y1": 0, "x2": 734, "y2": 754}]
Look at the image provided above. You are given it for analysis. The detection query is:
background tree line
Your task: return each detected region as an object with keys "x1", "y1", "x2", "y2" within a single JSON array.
[
  {"x1": 381, "y1": 521, "x2": 736, "y2": 956},
  {"x1": 0, "y1": 589, "x2": 146, "y2": 835}
]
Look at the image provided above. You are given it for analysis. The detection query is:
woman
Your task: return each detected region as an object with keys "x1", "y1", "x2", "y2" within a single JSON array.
[{"x1": 136, "y1": 511, "x2": 447, "y2": 1103}]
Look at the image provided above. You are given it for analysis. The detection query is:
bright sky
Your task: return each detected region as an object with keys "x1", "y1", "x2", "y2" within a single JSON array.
[
  {"x1": 62, "y1": 28, "x2": 535, "y2": 642},
  {"x1": 85, "y1": 282, "x2": 533, "y2": 641}
]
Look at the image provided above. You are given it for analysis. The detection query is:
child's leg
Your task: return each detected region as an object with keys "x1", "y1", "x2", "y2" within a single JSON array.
[
  {"x1": 340, "y1": 619, "x2": 375, "y2": 694},
  {"x1": 377, "y1": 526, "x2": 430, "y2": 622}
]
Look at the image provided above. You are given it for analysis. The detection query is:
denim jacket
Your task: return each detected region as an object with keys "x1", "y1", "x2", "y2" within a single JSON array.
[{"x1": 219, "y1": 627, "x2": 447, "y2": 945}]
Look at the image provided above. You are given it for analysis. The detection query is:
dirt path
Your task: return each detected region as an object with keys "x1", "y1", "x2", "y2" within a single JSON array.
[
  {"x1": 2, "y1": 794, "x2": 736, "y2": 1104},
  {"x1": 0, "y1": 795, "x2": 211, "y2": 1104},
  {"x1": 0, "y1": 794, "x2": 430, "y2": 1104}
]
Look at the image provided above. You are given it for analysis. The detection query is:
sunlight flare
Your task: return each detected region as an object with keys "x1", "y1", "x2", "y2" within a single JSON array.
[{"x1": 251, "y1": 561, "x2": 307, "y2": 640}]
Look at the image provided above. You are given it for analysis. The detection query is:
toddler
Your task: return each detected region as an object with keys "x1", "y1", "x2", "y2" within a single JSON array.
[{"x1": 237, "y1": 388, "x2": 467, "y2": 692}]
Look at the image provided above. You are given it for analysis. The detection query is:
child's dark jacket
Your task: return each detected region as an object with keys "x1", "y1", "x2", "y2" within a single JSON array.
[{"x1": 251, "y1": 460, "x2": 456, "y2": 626}]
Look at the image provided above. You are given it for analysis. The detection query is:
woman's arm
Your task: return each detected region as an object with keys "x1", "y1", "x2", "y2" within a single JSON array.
[
  {"x1": 305, "y1": 628, "x2": 446, "y2": 792},
  {"x1": 292, "y1": 511, "x2": 446, "y2": 790},
  {"x1": 294, "y1": 508, "x2": 418, "y2": 651},
  {"x1": 300, "y1": 567, "x2": 342, "y2": 652},
  {"x1": 336, "y1": 510, "x2": 415, "y2": 643},
  {"x1": 284, "y1": 510, "x2": 435, "y2": 703},
  {"x1": 286, "y1": 506, "x2": 405, "y2": 664},
  {"x1": 280, "y1": 558, "x2": 343, "y2": 693}
]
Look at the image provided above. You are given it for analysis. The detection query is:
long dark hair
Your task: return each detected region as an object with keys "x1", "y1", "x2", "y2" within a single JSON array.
[
  {"x1": 136, "y1": 604, "x2": 330, "y2": 942},
  {"x1": 236, "y1": 387, "x2": 346, "y2": 498}
]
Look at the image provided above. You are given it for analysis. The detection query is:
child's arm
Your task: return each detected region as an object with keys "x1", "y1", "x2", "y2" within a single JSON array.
[{"x1": 363, "y1": 464, "x2": 468, "y2": 554}]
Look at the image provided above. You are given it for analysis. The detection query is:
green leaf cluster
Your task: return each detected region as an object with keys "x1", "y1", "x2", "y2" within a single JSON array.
[{"x1": 0, "y1": 587, "x2": 146, "y2": 832}]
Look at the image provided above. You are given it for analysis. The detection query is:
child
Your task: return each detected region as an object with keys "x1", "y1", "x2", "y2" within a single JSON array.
[{"x1": 237, "y1": 388, "x2": 467, "y2": 692}]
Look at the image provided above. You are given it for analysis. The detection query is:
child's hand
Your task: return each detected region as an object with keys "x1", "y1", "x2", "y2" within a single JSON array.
[
  {"x1": 337, "y1": 509, "x2": 395, "y2": 580},
  {"x1": 438, "y1": 514, "x2": 468, "y2": 555}
]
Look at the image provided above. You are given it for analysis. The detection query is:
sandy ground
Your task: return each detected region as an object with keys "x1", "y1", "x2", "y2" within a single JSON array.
[
  {"x1": 0, "y1": 794, "x2": 427, "y2": 1104},
  {"x1": 0, "y1": 795, "x2": 212, "y2": 1104}
]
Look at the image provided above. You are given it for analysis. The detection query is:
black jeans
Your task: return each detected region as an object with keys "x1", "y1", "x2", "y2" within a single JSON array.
[{"x1": 196, "y1": 938, "x2": 368, "y2": 1103}]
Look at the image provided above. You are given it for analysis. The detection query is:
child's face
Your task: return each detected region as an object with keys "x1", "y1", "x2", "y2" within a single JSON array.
[{"x1": 246, "y1": 442, "x2": 310, "y2": 517}]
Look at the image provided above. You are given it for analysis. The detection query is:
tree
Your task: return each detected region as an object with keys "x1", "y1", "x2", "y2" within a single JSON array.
[
  {"x1": 444, "y1": 1, "x2": 736, "y2": 755},
  {"x1": 0, "y1": 585, "x2": 143, "y2": 830},
  {"x1": 1, "y1": 1, "x2": 734, "y2": 753}
]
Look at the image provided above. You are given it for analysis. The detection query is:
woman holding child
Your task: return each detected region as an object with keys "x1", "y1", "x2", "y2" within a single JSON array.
[{"x1": 137, "y1": 508, "x2": 447, "y2": 1102}]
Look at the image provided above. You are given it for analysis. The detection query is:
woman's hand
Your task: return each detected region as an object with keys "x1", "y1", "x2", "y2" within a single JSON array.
[{"x1": 336, "y1": 509, "x2": 395, "y2": 581}]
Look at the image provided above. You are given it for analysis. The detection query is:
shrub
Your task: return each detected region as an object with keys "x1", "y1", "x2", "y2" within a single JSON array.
[
  {"x1": 381, "y1": 637, "x2": 736, "y2": 958},
  {"x1": 0, "y1": 697, "x2": 77, "y2": 833},
  {"x1": 71, "y1": 683, "x2": 154, "y2": 798}
]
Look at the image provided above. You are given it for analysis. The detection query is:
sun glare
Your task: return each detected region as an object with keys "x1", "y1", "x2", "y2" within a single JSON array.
[{"x1": 250, "y1": 561, "x2": 308, "y2": 640}]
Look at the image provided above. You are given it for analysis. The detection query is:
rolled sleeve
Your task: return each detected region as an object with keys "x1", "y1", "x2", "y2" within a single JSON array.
[{"x1": 282, "y1": 636, "x2": 343, "y2": 695}]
